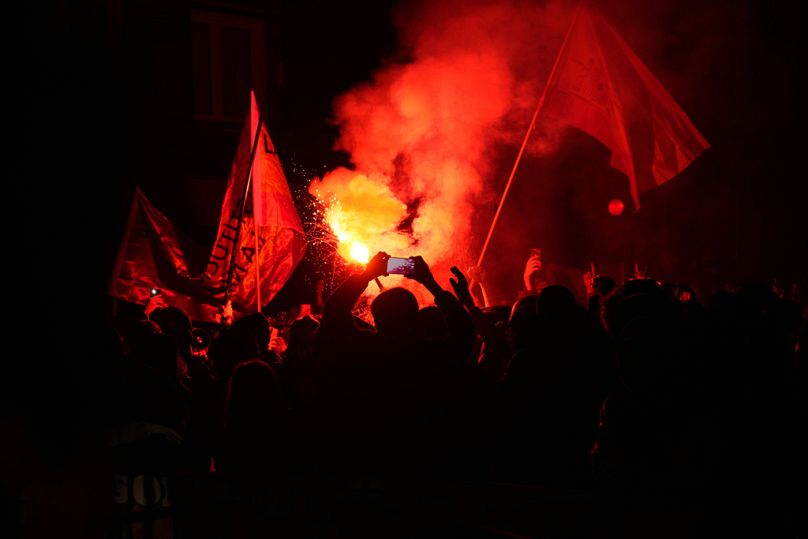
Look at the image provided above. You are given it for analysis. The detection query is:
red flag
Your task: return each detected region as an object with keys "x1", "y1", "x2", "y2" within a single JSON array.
[
  {"x1": 109, "y1": 189, "x2": 221, "y2": 322},
  {"x1": 540, "y1": 8, "x2": 710, "y2": 209},
  {"x1": 250, "y1": 93, "x2": 302, "y2": 229},
  {"x1": 203, "y1": 90, "x2": 306, "y2": 311}
]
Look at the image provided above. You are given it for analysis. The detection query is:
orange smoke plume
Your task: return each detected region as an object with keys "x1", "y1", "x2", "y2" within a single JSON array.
[{"x1": 312, "y1": 0, "x2": 573, "y2": 292}]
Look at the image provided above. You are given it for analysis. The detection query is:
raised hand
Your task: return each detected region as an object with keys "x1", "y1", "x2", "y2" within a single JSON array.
[
  {"x1": 523, "y1": 254, "x2": 543, "y2": 291},
  {"x1": 144, "y1": 292, "x2": 167, "y2": 317},
  {"x1": 465, "y1": 265, "x2": 484, "y2": 286},
  {"x1": 268, "y1": 327, "x2": 287, "y2": 353},
  {"x1": 218, "y1": 299, "x2": 234, "y2": 326},
  {"x1": 450, "y1": 266, "x2": 475, "y2": 308},
  {"x1": 583, "y1": 270, "x2": 595, "y2": 296},
  {"x1": 406, "y1": 255, "x2": 441, "y2": 295},
  {"x1": 361, "y1": 251, "x2": 390, "y2": 282}
]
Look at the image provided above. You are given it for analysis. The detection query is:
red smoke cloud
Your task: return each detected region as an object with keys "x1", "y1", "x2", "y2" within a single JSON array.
[{"x1": 310, "y1": 0, "x2": 574, "y2": 296}]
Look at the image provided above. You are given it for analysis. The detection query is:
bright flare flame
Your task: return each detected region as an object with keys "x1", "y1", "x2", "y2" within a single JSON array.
[
  {"x1": 349, "y1": 242, "x2": 370, "y2": 263},
  {"x1": 310, "y1": 170, "x2": 409, "y2": 266},
  {"x1": 322, "y1": 201, "x2": 371, "y2": 264}
]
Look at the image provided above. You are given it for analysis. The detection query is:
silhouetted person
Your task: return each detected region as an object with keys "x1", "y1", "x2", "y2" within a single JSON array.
[
  {"x1": 593, "y1": 279, "x2": 721, "y2": 537},
  {"x1": 151, "y1": 306, "x2": 217, "y2": 470},
  {"x1": 497, "y1": 285, "x2": 613, "y2": 488},
  {"x1": 313, "y1": 252, "x2": 480, "y2": 478},
  {"x1": 220, "y1": 359, "x2": 286, "y2": 481},
  {"x1": 111, "y1": 332, "x2": 187, "y2": 472}
]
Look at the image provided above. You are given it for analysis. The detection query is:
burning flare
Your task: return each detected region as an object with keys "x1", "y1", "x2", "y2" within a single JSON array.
[
  {"x1": 349, "y1": 242, "x2": 370, "y2": 264},
  {"x1": 310, "y1": 168, "x2": 410, "y2": 265}
]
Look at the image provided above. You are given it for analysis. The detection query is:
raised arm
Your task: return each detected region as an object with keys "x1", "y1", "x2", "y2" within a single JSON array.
[
  {"x1": 407, "y1": 257, "x2": 476, "y2": 359},
  {"x1": 319, "y1": 251, "x2": 389, "y2": 337}
]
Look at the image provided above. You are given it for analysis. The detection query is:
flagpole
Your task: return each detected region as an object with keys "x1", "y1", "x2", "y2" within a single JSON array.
[
  {"x1": 476, "y1": 7, "x2": 581, "y2": 268},
  {"x1": 254, "y1": 215, "x2": 262, "y2": 312},
  {"x1": 224, "y1": 89, "x2": 272, "y2": 306}
]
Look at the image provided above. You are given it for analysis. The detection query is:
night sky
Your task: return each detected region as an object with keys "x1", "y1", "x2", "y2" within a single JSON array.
[{"x1": 16, "y1": 0, "x2": 806, "y2": 334}]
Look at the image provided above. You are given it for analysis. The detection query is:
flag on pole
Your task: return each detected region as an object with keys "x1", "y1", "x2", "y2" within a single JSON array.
[
  {"x1": 541, "y1": 8, "x2": 710, "y2": 209},
  {"x1": 109, "y1": 189, "x2": 221, "y2": 322},
  {"x1": 203, "y1": 90, "x2": 306, "y2": 311},
  {"x1": 250, "y1": 94, "x2": 301, "y2": 229}
]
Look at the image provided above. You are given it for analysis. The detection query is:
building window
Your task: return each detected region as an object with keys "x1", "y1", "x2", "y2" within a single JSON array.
[{"x1": 191, "y1": 10, "x2": 266, "y2": 122}]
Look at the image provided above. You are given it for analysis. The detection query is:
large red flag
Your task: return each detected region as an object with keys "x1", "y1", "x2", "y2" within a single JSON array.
[
  {"x1": 203, "y1": 90, "x2": 306, "y2": 311},
  {"x1": 540, "y1": 8, "x2": 710, "y2": 208},
  {"x1": 109, "y1": 189, "x2": 221, "y2": 322}
]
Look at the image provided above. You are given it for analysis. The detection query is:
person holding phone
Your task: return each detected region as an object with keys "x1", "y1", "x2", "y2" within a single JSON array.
[
  {"x1": 319, "y1": 252, "x2": 470, "y2": 334},
  {"x1": 316, "y1": 251, "x2": 476, "y2": 368},
  {"x1": 314, "y1": 252, "x2": 478, "y2": 475},
  {"x1": 523, "y1": 247, "x2": 549, "y2": 296}
]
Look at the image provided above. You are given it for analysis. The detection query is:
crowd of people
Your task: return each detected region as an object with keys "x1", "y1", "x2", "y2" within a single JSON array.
[{"x1": 9, "y1": 251, "x2": 805, "y2": 537}]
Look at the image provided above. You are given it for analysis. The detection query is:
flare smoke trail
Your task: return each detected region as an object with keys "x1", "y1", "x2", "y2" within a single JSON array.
[{"x1": 309, "y1": 0, "x2": 573, "y2": 285}]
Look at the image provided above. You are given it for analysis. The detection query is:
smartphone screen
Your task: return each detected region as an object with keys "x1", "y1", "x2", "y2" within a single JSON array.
[{"x1": 386, "y1": 257, "x2": 415, "y2": 276}]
